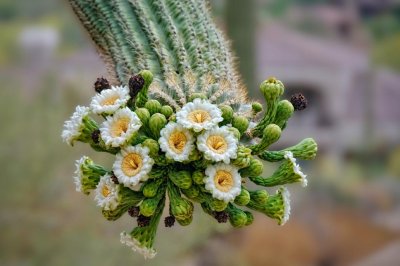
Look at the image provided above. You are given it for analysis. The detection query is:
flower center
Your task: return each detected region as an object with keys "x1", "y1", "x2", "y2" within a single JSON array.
[
  {"x1": 214, "y1": 170, "x2": 234, "y2": 192},
  {"x1": 168, "y1": 131, "x2": 187, "y2": 154},
  {"x1": 206, "y1": 135, "x2": 227, "y2": 154},
  {"x1": 121, "y1": 153, "x2": 143, "y2": 177},
  {"x1": 111, "y1": 117, "x2": 130, "y2": 137},
  {"x1": 101, "y1": 95, "x2": 119, "y2": 106},
  {"x1": 102, "y1": 185, "x2": 111, "y2": 197},
  {"x1": 188, "y1": 110, "x2": 211, "y2": 124}
]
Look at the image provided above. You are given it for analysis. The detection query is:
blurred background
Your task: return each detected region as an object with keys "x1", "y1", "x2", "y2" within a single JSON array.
[{"x1": 1, "y1": 0, "x2": 400, "y2": 265}]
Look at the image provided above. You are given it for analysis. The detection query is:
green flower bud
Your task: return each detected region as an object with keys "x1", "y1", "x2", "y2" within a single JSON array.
[
  {"x1": 192, "y1": 170, "x2": 205, "y2": 185},
  {"x1": 273, "y1": 100, "x2": 294, "y2": 129},
  {"x1": 149, "y1": 113, "x2": 167, "y2": 139},
  {"x1": 142, "y1": 138, "x2": 159, "y2": 157},
  {"x1": 250, "y1": 124, "x2": 281, "y2": 154},
  {"x1": 259, "y1": 138, "x2": 318, "y2": 162},
  {"x1": 249, "y1": 189, "x2": 269, "y2": 205},
  {"x1": 102, "y1": 186, "x2": 144, "y2": 221},
  {"x1": 227, "y1": 127, "x2": 241, "y2": 140},
  {"x1": 143, "y1": 178, "x2": 164, "y2": 198},
  {"x1": 260, "y1": 77, "x2": 284, "y2": 101},
  {"x1": 234, "y1": 188, "x2": 250, "y2": 206},
  {"x1": 176, "y1": 214, "x2": 193, "y2": 226},
  {"x1": 169, "y1": 113, "x2": 177, "y2": 122},
  {"x1": 147, "y1": 166, "x2": 166, "y2": 179},
  {"x1": 181, "y1": 185, "x2": 200, "y2": 200},
  {"x1": 250, "y1": 151, "x2": 307, "y2": 187},
  {"x1": 232, "y1": 145, "x2": 252, "y2": 168},
  {"x1": 168, "y1": 181, "x2": 194, "y2": 220},
  {"x1": 134, "y1": 108, "x2": 151, "y2": 126},
  {"x1": 140, "y1": 183, "x2": 166, "y2": 217},
  {"x1": 244, "y1": 211, "x2": 254, "y2": 226},
  {"x1": 219, "y1": 105, "x2": 234, "y2": 125},
  {"x1": 232, "y1": 115, "x2": 249, "y2": 135},
  {"x1": 209, "y1": 197, "x2": 228, "y2": 212},
  {"x1": 240, "y1": 158, "x2": 264, "y2": 177},
  {"x1": 134, "y1": 70, "x2": 153, "y2": 108},
  {"x1": 226, "y1": 204, "x2": 247, "y2": 228},
  {"x1": 169, "y1": 170, "x2": 192, "y2": 189},
  {"x1": 145, "y1": 100, "x2": 162, "y2": 115},
  {"x1": 160, "y1": 105, "x2": 174, "y2": 118},
  {"x1": 251, "y1": 102, "x2": 263, "y2": 114},
  {"x1": 74, "y1": 156, "x2": 106, "y2": 195},
  {"x1": 188, "y1": 93, "x2": 207, "y2": 101}
]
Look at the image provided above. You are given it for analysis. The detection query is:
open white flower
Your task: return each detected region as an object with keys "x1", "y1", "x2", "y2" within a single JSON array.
[
  {"x1": 159, "y1": 122, "x2": 195, "y2": 162},
  {"x1": 197, "y1": 126, "x2": 238, "y2": 163},
  {"x1": 204, "y1": 163, "x2": 242, "y2": 203},
  {"x1": 284, "y1": 151, "x2": 308, "y2": 187},
  {"x1": 120, "y1": 232, "x2": 156, "y2": 259},
  {"x1": 281, "y1": 187, "x2": 291, "y2": 225},
  {"x1": 73, "y1": 156, "x2": 88, "y2": 192},
  {"x1": 176, "y1": 98, "x2": 223, "y2": 132},
  {"x1": 113, "y1": 145, "x2": 154, "y2": 189},
  {"x1": 90, "y1": 86, "x2": 130, "y2": 115},
  {"x1": 94, "y1": 173, "x2": 119, "y2": 210},
  {"x1": 62, "y1": 106, "x2": 93, "y2": 146},
  {"x1": 100, "y1": 107, "x2": 142, "y2": 147}
]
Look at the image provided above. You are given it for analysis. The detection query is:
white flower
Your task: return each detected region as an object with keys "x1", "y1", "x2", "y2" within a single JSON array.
[
  {"x1": 176, "y1": 98, "x2": 223, "y2": 132},
  {"x1": 61, "y1": 106, "x2": 91, "y2": 146},
  {"x1": 120, "y1": 232, "x2": 156, "y2": 259},
  {"x1": 204, "y1": 163, "x2": 242, "y2": 203},
  {"x1": 90, "y1": 86, "x2": 130, "y2": 115},
  {"x1": 100, "y1": 107, "x2": 142, "y2": 147},
  {"x1": 280, "y1": 187, "x2": 291, "y2": 225},
  {"x1": 197, "y1": 126, "x2": 238, "y2": 163},
  {"x1": 73, "y1": 156, "x2": 87, "y2": 192},
  {"x1": 284, "y1": 151, "x2": 308, "y2": 187},
  {"x1": 113, "y1": 145, "x2": 154, "y2": 189},
  {"x1": 94, "y1": 173, "x2": 119, "y2": 210},
  {"x1": 159, "y1": 122, "x2": 195, "y2": 162}
]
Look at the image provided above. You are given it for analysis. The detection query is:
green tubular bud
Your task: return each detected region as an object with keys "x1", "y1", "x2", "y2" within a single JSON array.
[
  {"x1": 148, "y1": 166, "x2": 166, "y2": 179},
  {"x1": 168, "y1": 114, "x2": 177, "y2": 122},
  {"x1": 192, "y1": 170, "x2": 205, "y2": 185},
  {"x1": 251, "y1": 151, "x2": 308, "y2": 187},
  {"x1": 249, "y1": 189, "x2": 269, "y2": 205},
  {"x1": 181, "y1": 185, "x2": 200, "y2": 200},
  {"x1": 169, "y1": 170, "x2": 192, "y2": 189},
  {"x1": 234, "y1": 188, "x2": 250, "y2": 206},
  {"x1": 149, "y1": 113, "x2": 167, "y2": 139},
  {"x1": 168, "y1": 180, "x2": 194, "y2": 220},
  {"x1": 226, "y1": 204, "x2": 248, "y2": 228},
  {"x1": 240, "y1": 158, "x2": 264, "y2": 177},
  {"x1": 259, "y1": 138, "x2": 318, "y2": 162},
  {"x1": 153, "y1": 154, "x2": 172, "y2": 166},
  {"x1": 232, "y1": 145, "x2": 252, "y2": 168},
  {"x1": 142, "y1": 138, "x2": 159, "y2": 157},
  {"x1": 209, "y1": 197, "x2": 228, "y2": 212},
  {"x1": 252, "y1": 78, "x2": 285, "y2": 137},
  {"x1": 143, "y1": 178, "x2": 164, "y2": 198},
  {"x1": 188, "y1": 149, "x2": 202, "y2": 162},
  {"x1": 188, "y1": 93, "x2": 207, "y2": 101},
  {"x1": 251, "y1": 102, "x2": 263, "y2": 114},
  {"x1": 227, "y1": 127, "x2": 241, "y2": 141},
  {"x1": 160, "y1": 105, "x2": 174, "y2": 118},
  {"x1": 134, "y1": 70, "x2": 153, "y2": 108},
  {"x1": 250, "y1": 124, "x2": 281, "y2": 155},
  {"x1": 244, "y1": 211, "x2": 254, "y2": 226},
  {"x1": 232, "y1": 115, "x2": 250, "y2": 135},
  {"x1": 120, "y1": 197, "x2": 164, "y2": 259},
  {"x1": 145, "y1": 100, "x2": 162, "y2": 115},
  {"x1": 247, "y1": 187, "x2": 291, "y2": 225},
  {"x1": 176, "y1": 215, "x2": 193, "y2": 226},
  {"x1": 130, "y1": 133, "x2": 148, "y2": 146},
  {"x1": 74, "y1": 156, "x2": 107, "y2": 195},
  {"x1": 219, "y1": 105, "x2": 234, "y2": 125},
  {"x1": 140, "y1": 183, "x2": 166, "y2": 217},
  {"x1": 102, "y1": 186, "x2": 144, "y2": 221},
  {"x1": 273, "y1": 100, "x2": 294, "y2": 129},
  {"x1": 134, "y1": 108, "x2": 150, "y2": 125}
]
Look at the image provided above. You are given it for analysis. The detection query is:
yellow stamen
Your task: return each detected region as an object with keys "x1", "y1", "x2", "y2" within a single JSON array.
[
  {"x1": 102, "y1": 185, "x2": 111, "y2": 197},
  {"x1": 111, "y1": 117, "x2": 130, "y2": 137},
  {"x1": 214, "y1": 170, "x2": 234, "y2": 192},
  {"x1": 121, "y1": 153, "x2": 143, "y2": 177},
  {"x1": 188, "y1": 110, "x2": 211, "y2": 124},
  {"x1": 101, "y1": 95, "x2": 119, "y2": 106},
  {"x1": 206, "y1": 135, "x2": 227, "y2": 154},
  {"x1": 168, "y1": 131, "x2": 187, "y2": 154}
]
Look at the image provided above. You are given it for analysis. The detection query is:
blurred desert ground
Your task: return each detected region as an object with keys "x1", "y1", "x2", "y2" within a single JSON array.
[{"x1": 1, "y1": 0, "x2": 400, "y2": 265}]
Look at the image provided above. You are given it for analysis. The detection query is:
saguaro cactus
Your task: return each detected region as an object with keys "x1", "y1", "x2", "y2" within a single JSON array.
[{"x1": 63, "y1": 0, "x2": 318, "y2": 259}]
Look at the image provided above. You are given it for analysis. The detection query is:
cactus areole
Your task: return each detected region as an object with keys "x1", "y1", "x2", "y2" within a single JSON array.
[{"x1": 63, "y1": 0, "x2": 317, "y2": 259}]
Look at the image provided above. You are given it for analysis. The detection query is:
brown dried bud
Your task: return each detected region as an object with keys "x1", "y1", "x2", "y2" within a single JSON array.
[
  {"x1": 110, "y1": 173, "x2": 119, "y2": 184},
  {"x1": 128, "y1": 206, "x2": 140, "y2": 217},
  {"x1": 137, "y1": 215, "x2": 151, "y2": 227},
  {"x1": 213, "y1": 211, "x2": 229, "y2": 223},
  {"x1": 129, "y1": 74, "x2": 145, "y2": 98},
  {"x1": 290, "y1": 93, "x2": 308, "y2": 111},
  {"x1": 164, "y1": 215, "x2": 176, "y2": 227},
  {"x1": 91, "y1": 129, "x2": 100, "y2": 144},
  {"x1": 94, "y1": 77, "x2": 110, "y2": 93}
]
